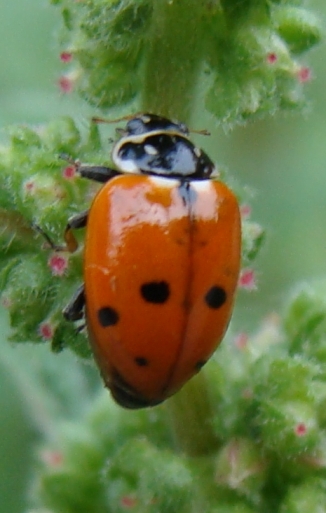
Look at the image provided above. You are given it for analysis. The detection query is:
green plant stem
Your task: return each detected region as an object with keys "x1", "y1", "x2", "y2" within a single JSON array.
[
  {"x1": 165, "y1": 372, "x2": 220, "y2": 456},
  {"x1": 142, "y1": 0, "x2": 204, "y2": 121}
]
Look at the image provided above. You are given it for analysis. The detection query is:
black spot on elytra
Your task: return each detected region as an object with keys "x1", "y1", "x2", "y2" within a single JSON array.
[
  {"x1": 98, "y1": 306, "x2": 119, "y2": 327},
  {"x1": 140, "y1": 281, "x2": 170, "y2": 304},
  {"x1": 135, "y1": 356, "x2": 149, "y2": 367},
  {"x1": 195, "y1": 360, "x2": 207, "y2": 372},
  {"x1": 205, "y1": 286, "x2": 227, "y2": 309}
]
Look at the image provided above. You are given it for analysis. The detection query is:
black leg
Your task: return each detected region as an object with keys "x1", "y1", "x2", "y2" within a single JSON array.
[
  {"x1": 78, "y1": 164, "x2": 121, "y2": 183},
  {"x1": 63, "y1": 284, "x2": 85, "y2": 321},
  {"x1": 60, "y1": 154, "x2": 121, "y2": 183},
  {"x1": 32, "y1": 223, "x2": 65, "y2": 252}
]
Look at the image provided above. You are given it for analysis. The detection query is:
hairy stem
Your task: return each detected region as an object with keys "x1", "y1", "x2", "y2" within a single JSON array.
[
  {"x1": 165, "y1": 373, "x2": 220, "y2": 456},
  {"x1": 142, "y1": 0, "x2": 204, "y2": 121}
]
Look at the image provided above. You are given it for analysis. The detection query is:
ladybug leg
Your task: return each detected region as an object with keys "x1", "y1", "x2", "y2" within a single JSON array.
[
  {"x1": 76, "y1": 323, "x2": 86, "y2": 333},
  {"x1": 63, "y1": 209, "x2": 88, "y2": 253},
  {"x1": 33, "y1": 209, "x2": 88, "y2": 253},
  {"x1": 63, "y1": 284, "x2": 85, "y2": 321},
  {"x1": 77, "y1": 164, "x2": 121, "y2": 183},
  {"x1": 60, "y1": 154, "x2": 121, "y2": 183},
  {"x1": 32, "y1": 223, "x2": 66, "y2": 252}
]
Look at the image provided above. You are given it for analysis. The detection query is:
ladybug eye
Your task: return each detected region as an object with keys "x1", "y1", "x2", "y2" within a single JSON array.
[{"x1": 126, "y1": 118, "x2": 146, "y2": 135}]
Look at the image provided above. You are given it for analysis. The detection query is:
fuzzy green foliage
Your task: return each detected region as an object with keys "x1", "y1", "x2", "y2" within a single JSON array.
[
  {"x1": 0, "y1": 119, "x2": 107, "y2": 357},
  {"x1": 53, "y1": 0, "x2": 321, "y2": 124},
  {"x1": 28, "y1": 284, "x2": 326, "y2": 512}
]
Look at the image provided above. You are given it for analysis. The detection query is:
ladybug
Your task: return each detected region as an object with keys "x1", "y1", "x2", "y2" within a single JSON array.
[{"x1": 57, "y1": 113, "x2": 241, "y2": 408}]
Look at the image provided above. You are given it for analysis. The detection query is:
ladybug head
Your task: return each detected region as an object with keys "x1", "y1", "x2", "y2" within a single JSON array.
[
  {"x1": 112, "y1": 114, "x2": 216, "y2": 180},
  {"x1": 125, "y1": 113, "x2": 189, "y2": 137}
]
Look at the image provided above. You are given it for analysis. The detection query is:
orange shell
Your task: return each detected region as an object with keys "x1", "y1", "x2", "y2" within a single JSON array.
[{"x1": 84, "y1": 174, "x2": 241, "y2": 406}]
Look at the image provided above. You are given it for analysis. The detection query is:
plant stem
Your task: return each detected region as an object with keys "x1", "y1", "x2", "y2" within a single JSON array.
[
  {"x1": 165, "y1": 372, "x2": 220, "y2": 456},
  {"x1": 142, "y1": 0, "x2": 204, "y2": 121}
]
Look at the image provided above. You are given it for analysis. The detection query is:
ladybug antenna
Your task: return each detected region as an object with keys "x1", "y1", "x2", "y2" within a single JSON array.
[
  {"x1": 92, "y1": 112, "x2": 143, "y2": 125},
  {"x1": 92, "y1": 114, "x2": 211, "y2": 136},
  {"x1": 189, "y1": 128, "x2": 211, "y2": 136}
]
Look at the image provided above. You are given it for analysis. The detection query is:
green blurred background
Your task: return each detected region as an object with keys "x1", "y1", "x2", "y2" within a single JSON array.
[{"x1": 0, "y1": 1, "x2": 325, "y2": 511}]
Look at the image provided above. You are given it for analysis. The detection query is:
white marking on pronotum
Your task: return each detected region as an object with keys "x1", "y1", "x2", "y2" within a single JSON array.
[
  {"x1": 144, "y1": 144, "x2": 159, "y2": 155},
  {"x1": 115, "y1": 158, "x2": 140, "y2": 174}
]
